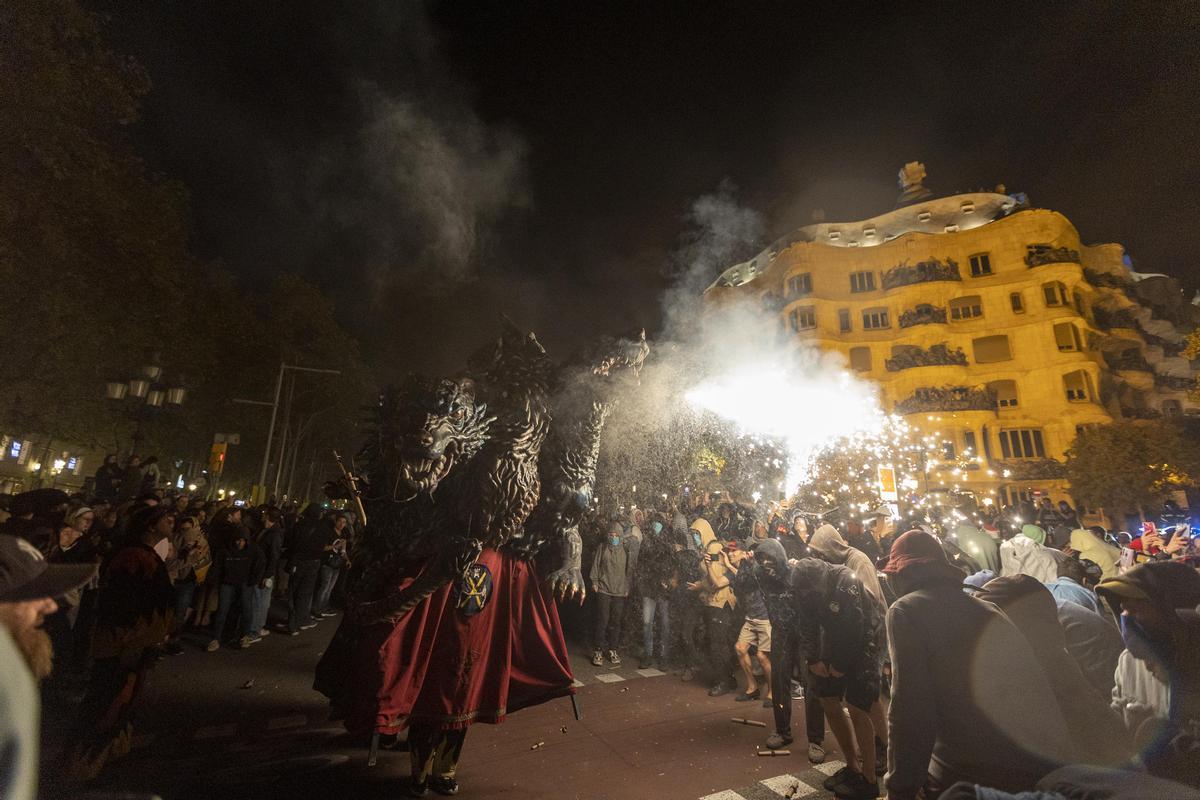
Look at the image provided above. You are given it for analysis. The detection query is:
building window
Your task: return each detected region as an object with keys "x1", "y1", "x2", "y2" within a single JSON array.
[
  {"x1": 972, "y1": 335, "x2": 1012, "y2": 363},
  {"x1": 828, "y1": 230, "x2": 841, "y2": 241},
  {"x1": 850, "y1": 271, "x2": 876, "y2": 293},
  {"x1": 1043, "y1": 281, "x2": 1070, "y2": 307},
  {"x1": 961, "y1": 202, "x2": 976, "y2": 214},
  {"x1": 944, "y1": 224, "x2": 959, "y2": 233},
  {"x1": 1063, "y1": 370, "x2": 1093, "y2": 402},
  {"x1": 863, "y1": 226, "x2": 876, "y2": 238},
  {"x1": 862, "y1": 307, "x2": 890, "y2": 330},
  {"x1": 989, "y1": 380, "x2": 1019, "y2": 408},
  {"x1": 950, "y1": 295, "x2": 983, "y2": 321},
  {"x1": 1073, "y1": 290, "x2": 1086, "y2": 316},
  {"x1": 969, "y1": 253, "x2": 992, "y2": 276},
  {"x1": 787, "y1": 273, "x2": 812, "y2": 297},
  {"x1": 838, "y1": 308, "x2": 851, "y2": 333},
  {"x1": 963, "y1": 430, "x2": 978, "y2": 455},
  {"x1": 917, "y1": 211, "x2": 932, "y2": 222},
  {"x1": 942, "y1": 440, "x2": 957, "y2": 460},
  {"x1": 849, "y1": 346, "x2": 871, "y2": 372},
  {"x1": 1053, "y1": 322, "x2": 1083, "y2": 352},
  {"x1": 999, "y1": 428, "x2": 1046, "y2": 459},
  {"x1": 789, "y1": 306, "x2": 816, "y2": 332},
  {"x1": 1164, "y1": 399, "x2": 1183, "y2": 417},
  {"x1": 1010, "y1": 292, "x2": 1025, "y2": 313}
]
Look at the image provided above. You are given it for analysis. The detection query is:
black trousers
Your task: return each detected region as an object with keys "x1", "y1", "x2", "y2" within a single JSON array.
[
  {"x1": 701, "y1": 604, "x2": 737, "y2": 688},
  {"x1": 769, "y1": 624, "x2": 825, "y2": 742},
  {"x1": 669, "y1": 596, "x2": 704, "y2": 669},
  {"x1": 592, "y1": 592, "x2": 625, "y2": 651},
  {"x1": 287, "y1": 559, "x2": 321, "y2": 633}
]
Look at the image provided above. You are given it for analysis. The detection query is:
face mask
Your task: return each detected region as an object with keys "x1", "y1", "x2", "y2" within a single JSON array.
[
  {"x1": 1119, "y1": 611, "x2": 1167, "y2": 662},
  {"x1": 652, "y1": 521, "x2": 663, "y2": 535},
  {"x1": 609, "y1": 535, "x2": 621, "y2": 547},
  {"x1": 692, "y1": 533, "x2": 702, "y2": 547}
]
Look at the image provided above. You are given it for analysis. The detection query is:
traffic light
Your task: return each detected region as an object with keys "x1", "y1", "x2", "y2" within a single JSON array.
[{"x1": 210, "y1": 442, "x2": 227, "y2": 475}]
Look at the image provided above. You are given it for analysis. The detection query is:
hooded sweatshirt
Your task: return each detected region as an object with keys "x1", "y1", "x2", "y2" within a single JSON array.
[
  {"x1": 808, "y1": 524, "x2": 886, "y2": 608},
  {"x1": 789, "y1": 557, "x2": 883, "y2": 675},
  {"x1": 1000, "y1": 533, "x2": 1063, "y2": 584},
  {"x1": 690, "y1": 518, "x2": 735, "y2": 610},
  {"x1": 591, "y1": 521, "x2": 634, "y2": 597},
  {"x1": 953, "y1": 523, "x2": 1001, "y2": 573},
  {"x1": 1068, "y1": 528, "x2": 1120, "y2": 580}
]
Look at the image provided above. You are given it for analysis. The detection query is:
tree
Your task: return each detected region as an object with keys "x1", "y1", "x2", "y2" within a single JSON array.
[{"x1": 1065, "y1": 420, "x2": 1200, "y2": 518}]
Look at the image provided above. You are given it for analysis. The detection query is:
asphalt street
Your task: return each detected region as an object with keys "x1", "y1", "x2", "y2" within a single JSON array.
[{"x1": 39, "y1": 610, "x2": 852, "y2": 800}]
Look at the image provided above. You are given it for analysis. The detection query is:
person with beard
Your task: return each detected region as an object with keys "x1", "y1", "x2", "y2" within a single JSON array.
[
  {"x1": 65, "y1": 507, "x2": 174, "y2": 782},
  {"x1": 0, "y1": 535, "x2": 97, "y2": 800}
]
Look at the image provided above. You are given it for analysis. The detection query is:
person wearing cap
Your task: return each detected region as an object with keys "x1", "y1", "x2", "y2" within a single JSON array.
[
  {"x1": 1095, "y1": 561, "x2": 1200, "y2": 784},
  {"x1": 0, "y1": 534, "x2": 97, "y2": 800},
  {"x1": 65, "y1": 507, "x2": 174, "y2": 781},
  {"x1": 882, "y1": 529, "x2": 1080, "y2": 799},
  {"x1": 688, "y1": 516, "x2": 738, "y2": 696},
  {"x1": 848, "y1": 507, "x2": 894, "y2": 567}
]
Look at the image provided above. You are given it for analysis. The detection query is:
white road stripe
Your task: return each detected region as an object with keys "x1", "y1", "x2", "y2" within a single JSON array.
[
  {"x1": 813, "y1": 759, "x2": 846, "y2": 776},
  {"x1": 759, "y1": 774, "x2": 816, "y2": 796},
  {"x1": 699, "y1": 791, "x2": 747, "y2": 800},
  {"x1": 571, "y1": 679, "x2": 585, "y2": 688},
  {"x1": 635, "y1": 667, "x2": 666, "y2": 677},
  {"x1": 593, "y1": 672, "x2": 626, "y2": 683}
]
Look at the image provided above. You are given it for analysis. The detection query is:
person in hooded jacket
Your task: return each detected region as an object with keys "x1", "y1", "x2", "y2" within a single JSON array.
[
  {"x1": 1068, "y1": 527, "x2": 1121, "y2": 581},
  {"x1": 669, "y1": 526, "x2": 704, "y2": 681},
  {"x1": 752, "y1": 538, "x2": 827, "y2": 764},
  {"x1": 791, "y1": 555, "x2": 887, "y2": 799},
  {"x1": 808, "y1": 524, "x2": 886, "y2": 609},
  {"x1": 999, "y1": 523, "x2": 1064, "y2": 583},
  {"x1": 286, "y1": 504, "x2": 328, "y2": 635},
  {"x1": 972, "y1": 575, "x2": 1131, "y2": 766},
  {"x1": 883, "y1": 530, "x2": 1085, "y2": 799},
  {"x1": 688, "y1": 517, "x2": 738, "y2": 696},
  {"x1": 636, "y1": 517, "x2": 674, "y2": 670},
  {"x1": 205, "y1": 527, "x2": 265, "y2": 651}
]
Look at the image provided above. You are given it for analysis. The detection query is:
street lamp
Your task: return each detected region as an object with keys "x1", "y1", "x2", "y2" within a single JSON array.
[{"x1": 104, "y1": 353, "x2": 187, "y2": 456}]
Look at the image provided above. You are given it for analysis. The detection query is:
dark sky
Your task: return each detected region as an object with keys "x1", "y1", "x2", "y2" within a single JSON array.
[{"x1": 95, "y1": 1, "x2": 1200, "y2": 378}]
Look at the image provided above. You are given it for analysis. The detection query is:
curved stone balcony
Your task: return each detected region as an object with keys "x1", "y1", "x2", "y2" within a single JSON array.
[
  {"x1": 898, "y1": 304, "x2": 948, "y2": 329},
  {"x1": 1103, "y1": 349, "x2": 1152, "y2": 372},
  {"x1": 885, "y1": 343, "x2": 968, "y2": 372},
  {"x1": 1025, "y1": 244, "x2": 1082, "y2": 268},
  {"x1": 1093, "y1": 306, "x2": 1139, "y2": 331},
  {"x1": 894, "y1": 385, "x2": 996, "y2": 415},
  {"x1": 1155, "y1": 374, "x2": 1196, "y2": 391},
  {"x1": 881, "y1": 257, "x2": 962, "y2": 291},
  {"x1": 993, "y1": 458, "x2": 1067, "y2": 480}
]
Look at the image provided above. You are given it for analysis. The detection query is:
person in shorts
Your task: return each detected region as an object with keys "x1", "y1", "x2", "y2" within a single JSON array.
[
  {"x1": 726, "y1": 547, "x2": 772, "y2": 705},
  {"x1": 792, "y1": 557, "x2": 886, "y2": 799}
]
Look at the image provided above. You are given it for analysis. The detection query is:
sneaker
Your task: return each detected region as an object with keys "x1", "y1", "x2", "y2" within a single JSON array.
[
  {"x1": 734, "y1": 689, "x2": 759, "y2": 702},
  {"x1": 430, "y1": 776, "x2": 459, "y2": 796},
  {"x1": 239, "y1": 634, "x2": 262, "y2": 648},
  {"x1": 639, "y1": 656, "x2": 653, "y2": 670},
  {"x1": 205, "y1": 639, "x2": 220, "y2": 652},
  {"x1": 164, "y1": 640, "x2": 184, "y2": 656},
  {"x1": 653, "y1": 656, "x2": 666, "y2": 671},
  {"x1": 320, "y1": 611, "x2": 338, "y2": 618},
  {"x1": 765, "y1": 732, "x2": 793, "y2": 750},
  {"x1": 762, "y1": 694, "x2": 773, "y2": 709},
  {"x1": 606, "y1": 650, "x2": 621, "y2": 666},
  {"x1": 680, "y1": 668, "x2": 695, "y2": 682},
  {"x1": 288, "y1": 630, "x2": 300, "y2": 637},
  {"x1": 403, "y1": 778, "x2": 429, "y2": 798},
  {"x1": 707, "y1": 683, "x2": 730, "y2": 698},
  {"x1": 790, "y1": 679, "x2": 804, "y2": 700},
  {"x1": 591, "y1": 650, "x2": 604, "y2": 667},
  {"x1": 259, "y1": 628, "x2": 270, "y2": 637},
  {"x1": 300, "y1": 623, "x2": 317, "y2": 631},
  {"x1": 822, "y1": 766, "x2": 854, "y2": 792},
  {"x1": 834, "y1": 771, "x2": 879, "y2": 799},
  {"x1": 808, "y1": 741, "x2": 826, "y2": 764}
]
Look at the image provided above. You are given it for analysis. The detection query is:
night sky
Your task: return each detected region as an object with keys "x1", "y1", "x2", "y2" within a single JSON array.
[{"x1": 96, "y1": 1, "x2": 1200, "y2": 378}]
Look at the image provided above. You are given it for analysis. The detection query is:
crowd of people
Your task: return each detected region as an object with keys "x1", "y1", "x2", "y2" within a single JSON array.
[
  {"x1": 579, "y1": 492, "x2": 1200, "y2": 798},
  {"x1": 0, "y1": 465, "x2": 356, "y2": 788}
]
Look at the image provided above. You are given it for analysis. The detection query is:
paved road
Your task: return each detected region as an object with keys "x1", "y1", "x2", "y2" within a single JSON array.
[{"x1": 40, "y1": 613, "x2": 852, "y2": 800}]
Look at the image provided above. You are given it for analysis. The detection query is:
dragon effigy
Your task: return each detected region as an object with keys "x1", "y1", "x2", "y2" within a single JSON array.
[{"x1": 315, "y1": 319, "x2": 647, "y2": 796}]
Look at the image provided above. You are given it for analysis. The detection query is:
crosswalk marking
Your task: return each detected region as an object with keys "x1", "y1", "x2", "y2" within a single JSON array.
[
  {"x1": 812, "y1": 759, "x2": 846, "y2": 776},
  {"x1": 759, "y1": 774, "x2": 816, "y2": 797},
  {"x1": 635, "y1": 667, "x2": 666, "y2": 677},
  {"x1": 571, "y1": 679, "x2": 585, "y2": 688},
  {"x1": 593, "y1": 672, "x2": 626, "y2": 683}
]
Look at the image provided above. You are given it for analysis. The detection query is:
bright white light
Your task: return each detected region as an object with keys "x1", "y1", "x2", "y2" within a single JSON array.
[
  {"x1": 187, "y1": 483, "x2": 198, "y2": 492},
  {"x1": 685, "y1": 354, "x2": 885, "y2": 492},
  {"x1": 751, "y1": 491, "x2": 762, "y2": 502}
]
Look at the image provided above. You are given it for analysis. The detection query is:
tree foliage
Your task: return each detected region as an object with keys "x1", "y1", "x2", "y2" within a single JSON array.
[{"x1": 1066, "y1": 420, "x2": 1200, "y2": 517}]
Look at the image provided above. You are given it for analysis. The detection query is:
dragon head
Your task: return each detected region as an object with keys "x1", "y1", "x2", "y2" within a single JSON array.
[
  {"x1": 467, "y1": 317, "x2": 555, "y2": 399},
  {"x1": 588, "y1": 328, "x2": 649, "y2": 378},
  {"x1": 372, "y1": 375, "x2": 493, "y2": 501}
]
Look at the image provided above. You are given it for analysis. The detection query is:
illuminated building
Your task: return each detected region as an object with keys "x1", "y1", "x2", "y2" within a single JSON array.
[{"x1": 706, "y1": 162, "x2": 1200, "y2": 508}]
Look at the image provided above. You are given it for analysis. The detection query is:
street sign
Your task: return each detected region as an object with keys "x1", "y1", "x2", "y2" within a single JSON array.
[{"x1": 877, "y1": 465, "x2": 898, "y2": 502}]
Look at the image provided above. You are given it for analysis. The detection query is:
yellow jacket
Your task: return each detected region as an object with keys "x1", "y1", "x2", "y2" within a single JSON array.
[{"x1": 690, "y1": 517, "x2": 735, "y2": 610}]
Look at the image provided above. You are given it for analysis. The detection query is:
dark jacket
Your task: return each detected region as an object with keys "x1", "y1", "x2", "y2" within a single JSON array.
[
  {"x1": 635, "y1": 527, "x2": 675, "y2": 600},
  {"x1": 290, "y1": 515, "x2": 334, "y2": 563},
  {"x1": 1055, "y1": 598, "x2": 1123, "y2": 697},
  {"x1": 93, "y1": 463, "x2": 121, "y2": 500},
  {"x1": 729, "y1": 559, "x2": 768, "y2": 620},
  {"x1": 213, "y1": 540, "x2": 265, "y2": 587},
  {"x1": 791, "y1": 557, "x2": 883, "y2": 675},
  {"x1": 257, "y1": 525, "x2": 284, "y2": 580}
]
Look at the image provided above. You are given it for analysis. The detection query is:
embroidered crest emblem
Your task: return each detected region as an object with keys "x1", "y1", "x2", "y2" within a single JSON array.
[{"x1": 454, "y1": 564, "x2": 493, "y2": 617}]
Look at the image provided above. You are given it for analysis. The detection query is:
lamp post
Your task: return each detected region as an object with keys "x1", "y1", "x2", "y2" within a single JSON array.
[
  {"x1": 233, "y1": 362, "x2": 341, "y2": 502},
  {"x1": 105, "y1": 354, "x2": 187, "y2": 456}
]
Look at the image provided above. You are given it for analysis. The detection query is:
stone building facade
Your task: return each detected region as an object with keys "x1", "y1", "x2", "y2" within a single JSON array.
[{"x1": 706, "y1": 164, "x2": 1200, "y2": 507}]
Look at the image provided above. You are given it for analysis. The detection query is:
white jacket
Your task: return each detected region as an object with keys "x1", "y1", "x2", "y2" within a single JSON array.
[
  {"x1": 1110, "y1": 649, "x2": 1169, "y2": 732},
  {"x1": 999, "y1": 535, "x2": 1063, "y2": 584}
]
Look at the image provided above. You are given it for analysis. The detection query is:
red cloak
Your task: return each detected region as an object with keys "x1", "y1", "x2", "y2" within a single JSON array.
[{"x1": 346, "y1": 547, "x2": 575, "y2": 733}]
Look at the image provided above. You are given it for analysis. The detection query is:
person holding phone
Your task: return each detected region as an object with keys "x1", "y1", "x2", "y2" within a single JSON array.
[{"x1": 688, "y1": 517, "x2": 737, "y2": 696}]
